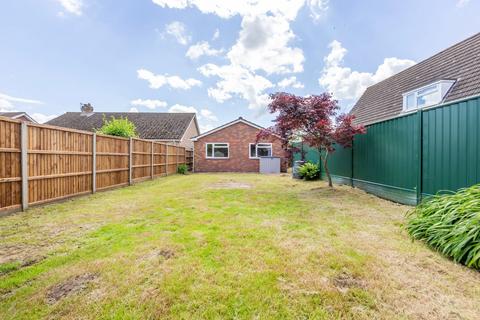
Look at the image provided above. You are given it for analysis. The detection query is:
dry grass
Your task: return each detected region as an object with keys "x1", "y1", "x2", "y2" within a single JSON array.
[{"x1": 0, "y1": 174, "x2": 479, "y2": 319}]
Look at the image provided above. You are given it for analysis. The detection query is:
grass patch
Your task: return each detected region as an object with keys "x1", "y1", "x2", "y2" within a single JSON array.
[{"x1": 1, "y1": 174, "x2": 479, "y2": 319}]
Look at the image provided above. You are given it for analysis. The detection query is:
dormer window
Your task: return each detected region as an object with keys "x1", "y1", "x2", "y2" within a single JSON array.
[{"x1": 402, "y1": 80, "x2": 455, "y2": 111}]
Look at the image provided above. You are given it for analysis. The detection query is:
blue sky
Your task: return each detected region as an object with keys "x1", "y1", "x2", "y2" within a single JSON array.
[{"x1": 0, "y1": 0, "x2": 479, "y2": 130}]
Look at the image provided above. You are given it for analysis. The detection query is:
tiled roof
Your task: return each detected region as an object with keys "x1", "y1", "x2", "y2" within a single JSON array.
[
  {"x1": 351, "y1": 32, "x2": 480, "y2": 125},
  {"x1": 46, "y1": 112, "x2": 196, "y2": 140}
]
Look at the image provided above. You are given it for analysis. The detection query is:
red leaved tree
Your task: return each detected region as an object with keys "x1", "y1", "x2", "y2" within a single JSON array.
[{"x1": 259, "y1": 92, "x2": 366, "y2": 187}]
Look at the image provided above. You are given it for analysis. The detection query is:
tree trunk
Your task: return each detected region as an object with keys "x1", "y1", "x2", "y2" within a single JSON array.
[{"x1": 321, "y1": 149, "x2": 333, "y2": 187}]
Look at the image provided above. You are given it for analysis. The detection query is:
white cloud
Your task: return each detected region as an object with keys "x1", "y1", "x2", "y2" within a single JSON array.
[
  {"x1": 164, "y1": 21, "x2": 191, "y2": 45},
  {"x1": 129, "y1": 107, "x2": 139, "y2": 112},
  {"x1": 131, "y1": 98, "x2": 168, "y2": 109},
  {"x1": 308, "y1": 0, "x2": 329, "y2": 21},
  {"x1": 199, "y1": 109, "x2": 218, "y2": 121},
  {"x1": 457, "y1": 0, "x2": 471, "y2": 7},
  {"x1": 56, "y1": 0, "x2": 83, "y2": 16},
  {"x1": 212, "y1": 28, "x2": 220, "y2": 40},
  {"x1": 137, "y1": 69, "x2": 202, "y2": 90},
  {"x1": 0, "y1": 92, "x2": 44, "y2": 112},
  {"x1": 228, "y1": 14, "x2": 304, "y2": 75},
  {"x1": 277, "y1": 76, "x2": 304, "y2": 89},
  {"x1": 153, "y1": 0, "x2": 328, "y2": 111},
  {"x1": 194, "y1": 13, "x2": 304, "y2": 110},
  {"x1": 31, "y1": 113, "x2": 57, "y2": 124},
  {"x1": 186, "y1": 41, "x2": 223, "y2": 60},
  {"x1": 198, "y1": 63, "x2": 273, "y2": 110},
  {"x1": 199, "y1": 123, "x2": 214, "y2": 132},
  {"x1": 319, "y1": 40, "x2": 415, "y2": 100},
  {"x1": 0, "y1": 92, "x2": 54, "y2": 124},
  {"x1": 152, "y1": 0, "x2": 307, "y2": 20},
  {"x1": 168, "y1": 104, "x2": 198, "y2": 113}
]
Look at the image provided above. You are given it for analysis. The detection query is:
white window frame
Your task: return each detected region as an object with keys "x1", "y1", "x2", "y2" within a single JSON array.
[
  {"x1": 205, "y1": 142, "x2": 229, "y2": 159},
  {"x1": 402, "y1": 80, "x2": 455, "y2": 112},
  {"x1": 249, "y1": 143, "x2": 273, "y2": 159}
]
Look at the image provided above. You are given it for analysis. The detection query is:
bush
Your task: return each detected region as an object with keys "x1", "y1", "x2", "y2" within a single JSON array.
[
  {"x1": 96, "y1": 116, "x2": 138, "y2": 138},
  {"x1": 177, "y1": 164, "x2": 188, "y2": 174},
  {"x1": 406, "y1": 184, "x2": 480, "y2": 269},
  {"x1": 298, "y1": 162, "x2": 320, "y2": 181}
]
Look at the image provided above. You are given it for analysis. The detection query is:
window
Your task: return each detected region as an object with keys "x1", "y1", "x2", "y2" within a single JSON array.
[
  {"x1": 405, "y1": 93, "x2": 415, "y2": 110},
  {"x1": 249, "y1": 143, "x2": 272, "y2": 158},
  {"x1": 416, "y1": 85, "x2": 440, "y2": 107},
  {"x1": 402, "y1": 80, "x2": 455, "y2": 111},
  {"x1": 206, "y1": 143, "x2": 229, "y2": 158}
]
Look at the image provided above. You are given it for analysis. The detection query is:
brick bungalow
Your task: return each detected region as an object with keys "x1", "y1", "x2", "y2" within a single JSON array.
[{"x1": 191, "y1": 117, "x2": 287, "y2": 173}]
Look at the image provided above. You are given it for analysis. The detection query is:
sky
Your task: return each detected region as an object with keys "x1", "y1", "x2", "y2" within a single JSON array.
[{"x1": 0, "y1": 0, "x2": 479, "y2": 131}]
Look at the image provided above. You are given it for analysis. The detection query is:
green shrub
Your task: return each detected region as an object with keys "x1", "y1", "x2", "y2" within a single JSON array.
[
  {"x1": 406, "y1": 184, "x2": 480, "y2": 269},
  {"x1": 96, "y1": 116, "x2": 138, "y2": 138},
  {"x1": 177, "y1": 164, "x2": 188, "y2": 174},
  {"x1": 298, "y1": 162, "x2": 320, "y2": 181}
]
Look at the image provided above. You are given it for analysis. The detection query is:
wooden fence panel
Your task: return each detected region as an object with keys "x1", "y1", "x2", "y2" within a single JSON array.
[
  {"x1": 167, "y1": 145, "x2": 177, "y2": 175},
  {"x1": 96, "y1": 135, "x2": 129, "y2": 190},
  {"x1": 132, "y1": 139, "x2": 152, "y2": 181},
  {"x1": 0, "y1": 118, "x2": 22, "y2": 211},
  {"x1": 27, "y1": 124, "x2": 93, "y2": 205},
  {"x1": 186, "y1": 149, "x2": 193, "y2": 171},
  {"x1": 153, "y1": 142, "x2": 167, "y2": 176},
  {"x1": 0, "y1": 117, "x2": 188, "y2": 213}
]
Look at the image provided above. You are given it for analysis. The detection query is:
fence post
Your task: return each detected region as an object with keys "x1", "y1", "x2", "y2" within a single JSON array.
[
  {"x1": 129, "y1": 138, "x2": 133, "y2": 185},
  {"x1": 416, "y1": 109, "x2": 423, "y2": 205},
  {"x1": 151, "y1": 141, "x2": 154, "y2": 179},
  {"x1": 351, "y1": 138, "x2": 355, "y2": 187},
  {"x1": 21, "y1": 122, "x2": 28, "y2": 211},
  {"x1": 92, "y1": 133, "x2": 96, "y2": 193},
  {"x1": 176, "y1": 146, "x2": 179, "y2": 173},
  {"x1": 165, "y1": 144, "x2": 169, "y2": 176}
]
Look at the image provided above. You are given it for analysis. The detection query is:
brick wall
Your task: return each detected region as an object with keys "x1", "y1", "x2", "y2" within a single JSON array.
[{"x1": 193, "y1": 122, "x2": 287, "y2": 172}]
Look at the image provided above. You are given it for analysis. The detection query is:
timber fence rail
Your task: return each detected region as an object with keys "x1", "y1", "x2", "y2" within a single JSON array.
[{"x1": 0, "y1": 116, "x2": 192, "y2": 213}]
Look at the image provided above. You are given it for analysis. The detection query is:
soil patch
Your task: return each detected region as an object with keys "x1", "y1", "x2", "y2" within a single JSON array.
[
  {"x1": 46, "y1": 273, "x2": 98, "y2": 304},
  {"x1": 141, "y1": 249, "x2": 176, "y2": 262},
  {"x1": 332, "y1": 272, "x2": 366, "y2": 293},
  {"x1": 159, "y1": 249, "x2": 175, "y2": 259}
]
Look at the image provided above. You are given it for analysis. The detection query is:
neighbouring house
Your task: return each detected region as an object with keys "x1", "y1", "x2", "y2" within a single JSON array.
[
  {"x1": 0, "y1": 112, "x2": 37, "y2": 123},
  {"x1": 47, "y1": 105, "x2": 199, "y2": 149},
  {"x1": 350, "y1": 32, "x2": 480, "y2": 125},
  {"x1": 191, "y1": 117, "x2": 287, "y2": 173}
]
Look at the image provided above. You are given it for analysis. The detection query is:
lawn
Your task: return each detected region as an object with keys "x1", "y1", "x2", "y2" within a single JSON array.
[{"x1": 1, "y1": 174, "x2": 479, "y2": 319}]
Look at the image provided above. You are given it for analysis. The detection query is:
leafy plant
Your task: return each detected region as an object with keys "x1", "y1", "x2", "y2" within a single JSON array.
[
  {"x1": 298, "y1": 162, "x2": 320, "y2": 181},
  {"x1": 96, "y1": 116, "x2": 138, "y2": 138},
  {"x1": 177, "y1": 164, "x2": 188, "y2": 174},
  {"x1": 406, "y1": 184, "x2": 480, "y2": 269}
]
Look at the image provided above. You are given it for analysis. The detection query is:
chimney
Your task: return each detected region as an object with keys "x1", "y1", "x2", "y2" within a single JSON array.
[{"x1": 80, "y1": 103, "x2": 94, "y2": 116}]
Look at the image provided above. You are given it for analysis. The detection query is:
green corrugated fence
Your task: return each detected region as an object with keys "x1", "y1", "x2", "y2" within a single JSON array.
[{"x1": 293, "y1": 95, "x2": 480, "y2": 205}]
